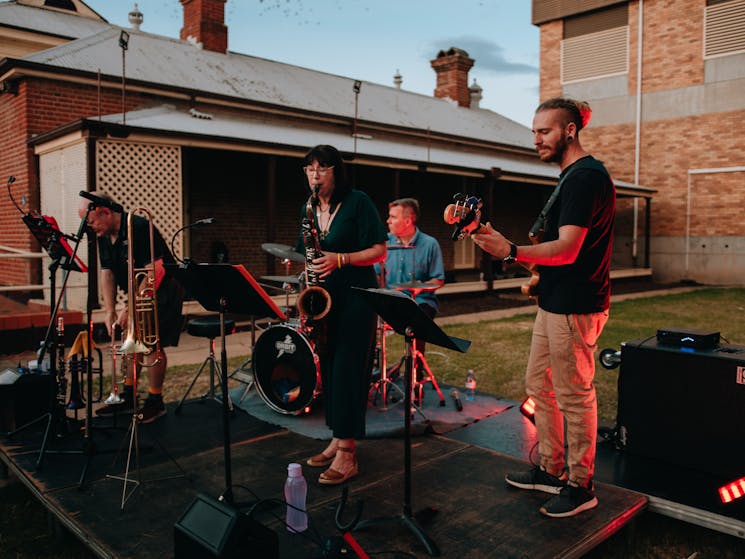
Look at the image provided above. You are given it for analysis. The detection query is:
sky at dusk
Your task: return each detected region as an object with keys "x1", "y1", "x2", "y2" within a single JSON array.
[{"x1": 83, "y1": 0, "x2": 540, "y2": 127}]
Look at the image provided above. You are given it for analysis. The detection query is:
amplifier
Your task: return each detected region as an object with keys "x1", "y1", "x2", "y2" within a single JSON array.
[
  {"x1": 0, "y1": 369, "x2": 55, "y2": 433},
  {"x1": 617, "y1": 339, "x2": 745, "y2": 479},
  {"x1": 656, "y1": 326, "x2": 720, "y2": 350}
]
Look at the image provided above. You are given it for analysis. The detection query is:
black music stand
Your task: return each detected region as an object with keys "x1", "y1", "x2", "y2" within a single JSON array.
[
  {"x1": 23, "y1": 212, "x2": 87, "y2": 378},
  {"x1": 9, "y1": 212, "x2": 94, "y2": 477},
  {"x1": 352, "y1": 287, "x2": 471, "y2": 557},
  {"x1": 166, "y1": 263, "x2": 285, "y2": 504}
]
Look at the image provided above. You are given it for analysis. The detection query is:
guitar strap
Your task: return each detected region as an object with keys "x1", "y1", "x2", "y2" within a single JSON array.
[{"x1": 528, "y1": 156, "x2": 608, "y2": 239}]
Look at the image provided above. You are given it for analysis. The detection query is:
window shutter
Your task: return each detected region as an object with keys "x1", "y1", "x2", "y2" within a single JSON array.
[{"x1": 561, "y1": 26, "x2": 629, "y2": 83}]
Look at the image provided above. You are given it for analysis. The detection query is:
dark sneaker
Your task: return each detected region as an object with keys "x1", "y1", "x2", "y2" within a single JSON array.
[
  {"x1": 137, "y1": 399, "x2": 166, "y2": 424},
  {"x1": 540, "y1": 480, "x2": 598, "y2": 518},
  {"x1": 96, "y1": 397, "x2": 131, "y2": 416},
  {"x1": 505, "y1": 465, "x2": 567, "y2": 494}
]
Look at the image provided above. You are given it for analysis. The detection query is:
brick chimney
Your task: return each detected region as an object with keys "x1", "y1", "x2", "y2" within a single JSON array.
[
  {"x1": 180, "y1": 0, "x2": 227, "y2": 53},
  {"x1": 430, "y1": 47, "x2": 475, "y2": 108}
]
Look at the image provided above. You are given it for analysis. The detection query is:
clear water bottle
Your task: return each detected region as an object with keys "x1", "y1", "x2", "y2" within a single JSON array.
[
  {"x1": 465, "y1": 369, "x2": 476, "y2": 401},
  {"x1": 284, "y1": 463, "x2": 308, "y2": 533}
]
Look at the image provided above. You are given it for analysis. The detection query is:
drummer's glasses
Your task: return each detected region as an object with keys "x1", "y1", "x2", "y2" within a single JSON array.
[{"x1": 304, "y1": 165, "x2": 334, "y2": 175}]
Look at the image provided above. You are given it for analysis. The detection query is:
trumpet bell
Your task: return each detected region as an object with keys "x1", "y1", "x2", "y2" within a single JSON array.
[
  {"x1": 67, "y1": 396, "x2": 85, "y2": 410},
  {"x1": 120, "y1": 337, "x2": 149, "y2": 355},
  {"x1": 104, "y1": 391, "x2": 124, "y2": 405}
]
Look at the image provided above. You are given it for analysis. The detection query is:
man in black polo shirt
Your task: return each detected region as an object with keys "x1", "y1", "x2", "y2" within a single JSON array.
[{"x1": 78, "y1": 192, "x2": 184, "y2": 424}]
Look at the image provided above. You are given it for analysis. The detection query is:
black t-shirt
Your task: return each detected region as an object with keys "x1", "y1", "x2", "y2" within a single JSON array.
[
  {"x1": 97, "y1": 213, "x2": 174, "y2": 293},
  {"x1": 537, "y1": 156, "x2": 615, "y2": 314}
]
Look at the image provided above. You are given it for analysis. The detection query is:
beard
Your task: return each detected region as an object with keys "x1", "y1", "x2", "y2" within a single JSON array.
[{"x1": 538, "y1": 136, "x2": 568, "y2": 164}]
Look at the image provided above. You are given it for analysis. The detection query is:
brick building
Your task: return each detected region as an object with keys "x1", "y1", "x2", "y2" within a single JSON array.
[
  {"x1": 533, "y1": 0, "x2": 745, "y2": 284},
  {"x1": 0, "y1": 0, "x2": 652, "y2": 312}
]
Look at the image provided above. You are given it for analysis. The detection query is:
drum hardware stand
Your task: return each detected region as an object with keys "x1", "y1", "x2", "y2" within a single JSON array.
[
  {"x1": 175, "y1": 329, "x2": 235, "y2": 414},
  {"x1": 352, "y1": 287, "x2": 471, "y2": 557},
  {"x1": 166, "y1": 262, "x2": 285, "y2": 505},
  {"x1": 368, "y1": 319, "x2": 406, "y2": 412},
  {"x1": 385, "y1": 345, "x2": 446, "y2": 411}
]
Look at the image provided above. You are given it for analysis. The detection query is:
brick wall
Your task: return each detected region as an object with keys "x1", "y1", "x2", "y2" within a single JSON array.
[{"x1": 538, "y1": 1, "x2": 745, "y2": 283}]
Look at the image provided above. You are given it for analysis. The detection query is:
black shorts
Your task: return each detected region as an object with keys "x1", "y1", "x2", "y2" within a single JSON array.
[{"x1": 156, "y1": 275, "x2": 185, "y2": 347}]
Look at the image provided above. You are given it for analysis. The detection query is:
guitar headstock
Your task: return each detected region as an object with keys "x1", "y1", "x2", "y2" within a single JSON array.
[{"x1": 443, "y1": 193, "x2": 483, "y2": 240}]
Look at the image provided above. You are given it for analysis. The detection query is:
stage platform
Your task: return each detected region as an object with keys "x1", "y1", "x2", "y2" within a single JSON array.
[{"x1": 1, "y1": 397, "x2": 648, "y2": 559}]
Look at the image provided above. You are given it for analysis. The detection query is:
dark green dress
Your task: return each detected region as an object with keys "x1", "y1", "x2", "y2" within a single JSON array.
[{"x1": 298, "y1": 189, "x2": 387, "y2": 438}]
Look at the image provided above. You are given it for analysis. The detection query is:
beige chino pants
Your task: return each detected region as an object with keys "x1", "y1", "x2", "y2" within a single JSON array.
[{"x1": 525, "y1": 307, "x2": 609, "y2": 486}]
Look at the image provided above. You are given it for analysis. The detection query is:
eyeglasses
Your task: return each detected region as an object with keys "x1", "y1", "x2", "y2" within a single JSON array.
[{"x1": 303, "y1": 165, "x2": 334, "y2": 175}]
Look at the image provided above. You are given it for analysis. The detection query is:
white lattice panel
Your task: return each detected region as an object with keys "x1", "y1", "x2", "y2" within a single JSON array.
[
  {"x1": 95, "y1": 140, "x2": 183, "y2": 259},
  {"x1": 39, "y1": 140, "x2": 89, "y2": 311}
]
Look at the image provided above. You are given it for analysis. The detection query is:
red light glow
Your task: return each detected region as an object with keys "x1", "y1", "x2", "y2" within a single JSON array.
[
  {"x1": 520, "y1": 397, "x2": 536, "y2": 421},
  {"x1": 719, "y1": 477, "x2": 745, "y2": 503}
]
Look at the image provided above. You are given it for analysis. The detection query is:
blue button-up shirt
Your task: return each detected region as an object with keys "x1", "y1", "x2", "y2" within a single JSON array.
[{"x1": 378, "y1": 228, "x2": 445, "y2": 311}]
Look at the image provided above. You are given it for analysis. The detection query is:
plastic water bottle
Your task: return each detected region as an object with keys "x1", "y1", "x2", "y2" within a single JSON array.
[
  {"x1": 465, "y1": 369, "x2": 476, "y2": 401},
  {"x1": 284, "y1": 463, "x2": 308, "y2": 533}
]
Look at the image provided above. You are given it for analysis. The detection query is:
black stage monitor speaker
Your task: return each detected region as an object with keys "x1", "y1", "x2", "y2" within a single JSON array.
[
  {"x1": 174, "y1": 494, "x2": 278, "y2": 559},
  {"x1": 0, "y1": 369, "x2": 54, "y2": 433},
  {"x1": 617, "y1": 338, "x2": 745, "y2": 479}
]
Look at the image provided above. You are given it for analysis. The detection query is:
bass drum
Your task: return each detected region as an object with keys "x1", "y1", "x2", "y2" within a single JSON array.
[{"x1": 253, "y1": 324, "x2": 320, "y2": 415}]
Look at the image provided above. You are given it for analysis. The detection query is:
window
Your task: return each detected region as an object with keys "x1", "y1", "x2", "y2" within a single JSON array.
[
  {"x1": 453, "y1": 235, "x2": 475, "y2": 270},
  {"x1": 561, "y1": 4, "x2": 629, "y2": 84},
  {"x1": 705, "y1": 0, "x2": 745, "y2": 58}
]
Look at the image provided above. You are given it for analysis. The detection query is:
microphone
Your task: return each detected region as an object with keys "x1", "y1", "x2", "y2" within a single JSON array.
[
  {"x1": 79, "y1": 191, "x2": 124, "y2": 213},
  {"x1": 451, "y1": 389, "x2": 463, "y2": 412},
  {"x1": 169, "y1": 218, "x2": 217, "y2": 265}
]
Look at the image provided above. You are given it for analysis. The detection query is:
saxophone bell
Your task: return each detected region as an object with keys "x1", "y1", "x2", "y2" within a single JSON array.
[{"x1": 296, "y1": 189, "x2": 332, "y2": 321}]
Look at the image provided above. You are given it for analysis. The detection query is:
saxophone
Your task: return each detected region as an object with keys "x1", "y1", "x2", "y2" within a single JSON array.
[{"x1": 296, "y1": 185, "x2": 332, "y2": 322}]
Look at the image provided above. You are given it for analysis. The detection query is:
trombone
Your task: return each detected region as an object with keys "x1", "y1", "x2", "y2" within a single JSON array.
[
  {"x1": 119, "y1": 207, "x2": 161, "y2": 361},
  {"x1": 105, "y1": 325, "x2": 125, "y2": 405}
]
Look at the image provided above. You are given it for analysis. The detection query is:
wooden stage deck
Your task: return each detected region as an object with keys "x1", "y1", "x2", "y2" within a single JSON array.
[{"x1": 1, "y1": 398, "x2": 647, "y2": 559}]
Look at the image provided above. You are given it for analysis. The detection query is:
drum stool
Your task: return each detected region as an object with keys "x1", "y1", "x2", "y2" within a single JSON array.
[{"x1": 175, "y1": 315, "x2": 236, "y2": 414}]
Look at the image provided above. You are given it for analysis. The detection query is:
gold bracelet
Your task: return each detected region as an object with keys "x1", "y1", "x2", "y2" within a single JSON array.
[{"x1": 337, "y1": 253, "x2": 342, "y2": 269}]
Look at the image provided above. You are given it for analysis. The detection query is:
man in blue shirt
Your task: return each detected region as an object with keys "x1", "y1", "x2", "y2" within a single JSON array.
[{"x1": 381, "y1": 198, "x2": 445, "y2": 328}]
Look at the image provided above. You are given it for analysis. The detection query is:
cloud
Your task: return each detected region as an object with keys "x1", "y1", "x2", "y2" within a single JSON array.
[{"x1": 427, "y1": 36, "x2": 537, "y2": 75}]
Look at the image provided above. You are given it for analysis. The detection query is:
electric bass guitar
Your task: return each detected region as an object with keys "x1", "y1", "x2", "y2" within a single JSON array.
[{"x1": 443, "y1": 193, "x2": 540, "y2": 299}]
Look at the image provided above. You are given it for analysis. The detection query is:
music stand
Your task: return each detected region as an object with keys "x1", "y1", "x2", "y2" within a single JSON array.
[
  {"x1": 23, "y1": 212, "x2": 87, "y2": 377},
  {"x1": 9, "y1": 212, "x2": 94, "y2": 479},
  {"x1": 166, "y1": 263, "x2": 285, "y2": 504},
  {"x1": 352, "y1": 287, "x2": 471, "y2": 557}
]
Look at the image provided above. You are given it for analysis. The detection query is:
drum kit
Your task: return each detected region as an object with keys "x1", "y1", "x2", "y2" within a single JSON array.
[{"x1": 251, "y1": 242, "x2": 443, "y2": 417}]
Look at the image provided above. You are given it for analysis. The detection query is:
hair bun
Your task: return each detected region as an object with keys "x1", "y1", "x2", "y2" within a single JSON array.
[{"x1": 577, "y1": 101, "x2": 592, "y2": 129}]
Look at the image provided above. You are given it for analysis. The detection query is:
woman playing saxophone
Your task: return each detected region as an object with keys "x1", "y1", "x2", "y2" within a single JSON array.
[{"x1": 296, "y1": 145, "x2": 387, "y2": 485}]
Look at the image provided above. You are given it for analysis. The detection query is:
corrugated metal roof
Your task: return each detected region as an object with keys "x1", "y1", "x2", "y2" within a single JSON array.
[
  {"x1": 93, "y1": 104, "x2": 654, "y2": 195},
  {"x1": 0, "y1": 2, "x2": 108, "y2": 38},
  {"x1": 23, "y1": 26, "x2": 536, "y2": 150}
]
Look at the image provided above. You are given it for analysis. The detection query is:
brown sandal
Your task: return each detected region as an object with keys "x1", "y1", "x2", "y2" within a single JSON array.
[
  {"x1": 306, "y1": 450, "x2": 336, "y2": 468},
  {"x1": 319, "y1": 447, "x2": 358, "y2": 485}
]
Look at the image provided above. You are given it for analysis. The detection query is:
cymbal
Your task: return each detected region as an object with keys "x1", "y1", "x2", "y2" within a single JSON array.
[
  {"x1": 386, "y1": 244, "x2": 416, "y2": 250},
  {"x1": 261, "y1": 275, "x2": 301, "y2": 285},
  {"x1": 391, "y1": 280, "x2": 440, "y2": 293},
  {"x1": 261, "y1": 243, "x2": 305, "y2": 263}
]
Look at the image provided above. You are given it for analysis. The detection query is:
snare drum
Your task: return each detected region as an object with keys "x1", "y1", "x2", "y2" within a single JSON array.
[{"x1": 253, "y1": 323, "x2": 321, "y2": 415}]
